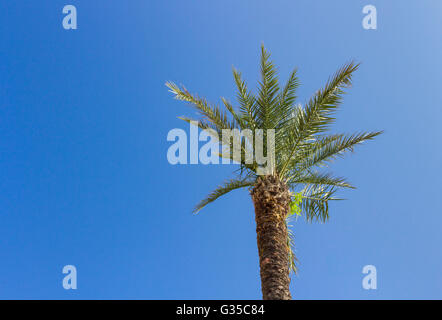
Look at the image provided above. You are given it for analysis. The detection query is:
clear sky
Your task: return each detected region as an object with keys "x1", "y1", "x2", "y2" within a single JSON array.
[{"x1": 0, "y1": 1, "x2": 441, "y2": 299}]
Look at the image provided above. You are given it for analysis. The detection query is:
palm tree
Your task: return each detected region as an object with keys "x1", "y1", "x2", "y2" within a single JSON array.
[{"x1": 166, "y1": 45, "x2": 382, "y2": 300}]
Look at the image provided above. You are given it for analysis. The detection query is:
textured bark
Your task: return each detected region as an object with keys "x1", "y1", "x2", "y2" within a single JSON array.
[{"x1": 251, "y1": 175, "x2": 292, "y2": 300}]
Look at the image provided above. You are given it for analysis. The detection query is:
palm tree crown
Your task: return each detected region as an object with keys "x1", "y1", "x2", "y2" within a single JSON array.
[{"x1": 166, "y1": 45, "x2": 382, "y2": 274}]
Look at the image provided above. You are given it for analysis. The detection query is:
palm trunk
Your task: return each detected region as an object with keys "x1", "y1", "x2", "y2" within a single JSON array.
[{"x1": 251, "y1": 175, "x2": 292, "y2": 300}]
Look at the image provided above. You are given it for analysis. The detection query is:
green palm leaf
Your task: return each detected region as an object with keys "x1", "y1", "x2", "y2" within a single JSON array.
[
  {"x1": 295, "y1": 131, "x2": 383, "y2": 172},
  {"x1": 290, "y1": 171, "x2": 355, "y2": 189},
  {"x1": 279, "y1": 62, "x2": 360, "y2": 177},
  {"x1": 232, "y1": 67, "x2": 257, "y2": 130},
  {"x1": 193, "y1": 178, "x2": 255, "y2": 214},
  {"x1": 255, "y1": 45, "x2": 280, "y2": 130},
  {"x1": 166, "y1": 81, "x2": 237, "y2": 131}
]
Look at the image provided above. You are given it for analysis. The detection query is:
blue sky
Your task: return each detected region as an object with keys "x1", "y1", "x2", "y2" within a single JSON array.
[{"x1": 0, "y1": 1, "x2": 441, "y2": 299}]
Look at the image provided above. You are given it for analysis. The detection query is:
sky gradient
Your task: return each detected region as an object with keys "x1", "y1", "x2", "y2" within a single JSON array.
[{"x1": 1, "y1": 1, "x2": 441, "y2": 299}]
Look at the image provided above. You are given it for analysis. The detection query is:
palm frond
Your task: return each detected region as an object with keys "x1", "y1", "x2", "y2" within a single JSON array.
[
  {"x1": 302, "y1": 61, "x2": 360, "y2": 134},
  {"x1": 279, "y1": 62, "x2": 360, "y2": 177},
  {"x1": 289, "y1": 171, "x2": 355, "y2": 189},
  {"x1": 296, "y1": 131, "x2": 383, "y2": 172},
  {"x1": 232, "y1": 67, "x2": 257, "y2": 130},
  {"x1": 300, "y1": 184, "x2": 342, "y2": 222},
  {"x1": 256, "y1": 45, "x2": 280, "y2": 129},
  {"x1": 277, "y1": 68, "x2": 300, "y2": 128},
  {"x1": 179, "y1": 116, "x2": 257, "y2": 172},
  {"x1": 286, "y1": 218, "x2": 298, "y2": 274},
  {"x1": 221, "y1": 97, "x2": 243, "y2": 129},
  {"x1": 193, "y1": 178, "x2": 255, "y2": 214},
  {"x1": 166, "y1": 81, "x2": 237, "y2": 131},
  {"x1": 177, "y1": 116, "x2": 221, "y2": 137}
]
